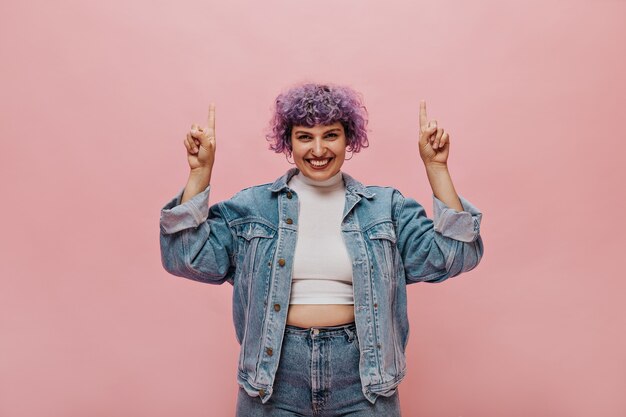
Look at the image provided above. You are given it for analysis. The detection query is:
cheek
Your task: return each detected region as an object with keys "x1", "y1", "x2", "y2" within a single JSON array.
[{"x1": 290, "y1": 145, "x2": 303, "y2": 159}]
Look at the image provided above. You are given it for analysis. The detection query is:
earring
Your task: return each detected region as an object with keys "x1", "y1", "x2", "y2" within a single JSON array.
[
  {"x1": 345, "y1": 149, "x2": 354, "y2": 160},
  {"x1": 285, "y1": 153, "x2": 295, "y2": 165}
]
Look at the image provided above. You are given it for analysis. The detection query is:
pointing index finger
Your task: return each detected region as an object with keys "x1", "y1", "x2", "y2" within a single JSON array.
[
  {"x1": 207, "y1": 102, "x2": 215, "y2": 136},
  {"x1": 419, "y1": 100, "x2": 428, "y2": 132}
]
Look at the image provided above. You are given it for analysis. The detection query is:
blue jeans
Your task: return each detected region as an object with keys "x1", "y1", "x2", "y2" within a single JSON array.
[{"x1": 235, "y1": 322, "x2": 402, "y2": 416}]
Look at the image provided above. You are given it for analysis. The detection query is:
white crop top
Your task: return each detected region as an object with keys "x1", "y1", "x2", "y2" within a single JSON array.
[{"x1": 287, "y1": 169, "x2": 354, "y2": 304}]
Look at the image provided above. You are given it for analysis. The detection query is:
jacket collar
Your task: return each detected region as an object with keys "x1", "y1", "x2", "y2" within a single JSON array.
[{"x1": 268, "y1": 167, "x2": 375, "y2": 199}]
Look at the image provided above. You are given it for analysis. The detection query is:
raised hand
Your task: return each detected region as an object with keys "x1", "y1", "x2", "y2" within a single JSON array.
[
  {"x1": 184, "y1": 103, "x2": 216, "y2": 172},
  {"x1": 418, "y1": 100, "x2": 450, "y2": 167}
]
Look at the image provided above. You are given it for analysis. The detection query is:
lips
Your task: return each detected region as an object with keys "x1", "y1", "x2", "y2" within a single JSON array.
[{"x1": 306, "y1": 157, "x2": 333, "y2": 168}]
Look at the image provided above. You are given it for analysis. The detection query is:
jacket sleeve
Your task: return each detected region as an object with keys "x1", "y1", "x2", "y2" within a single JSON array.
[
  {"x1": 394, "y1": 190, "x2": 484, "y2": 284},
  {"x1": 159, "y1": 184, "x2": 236, "y2": 285}
]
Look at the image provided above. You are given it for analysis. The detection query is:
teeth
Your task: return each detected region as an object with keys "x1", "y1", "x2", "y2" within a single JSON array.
[{"x1": 309, "y1": 158, "x2": 331, "y2": 167}]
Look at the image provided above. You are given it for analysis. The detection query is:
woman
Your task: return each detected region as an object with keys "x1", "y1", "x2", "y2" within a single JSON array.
[{"x1": 160, "y1": 83, "x2": 484, "y2": 416}]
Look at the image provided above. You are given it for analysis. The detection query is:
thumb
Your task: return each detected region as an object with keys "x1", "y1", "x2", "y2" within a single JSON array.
[
  {"x1": 195, "y1": 126, "x2": 214, "y2": 148},
  {"x1": 421, "y1": 124, "x2": 437, "y2": 141}
]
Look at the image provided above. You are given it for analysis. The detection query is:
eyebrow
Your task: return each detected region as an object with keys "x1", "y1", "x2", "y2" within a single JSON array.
[{"x1": 294, "y1": 128, "x2": 341, "y2": 134}]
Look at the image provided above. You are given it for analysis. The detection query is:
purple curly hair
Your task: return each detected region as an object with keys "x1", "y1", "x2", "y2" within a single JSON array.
[{"x1": 265, "y1": 82, "x2": 370, "y2": 156}]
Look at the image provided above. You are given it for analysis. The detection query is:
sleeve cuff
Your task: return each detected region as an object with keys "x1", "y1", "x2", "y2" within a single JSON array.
[
  {"x1": 159, "y1": 184, "x2": 211, "y2": 234},
  {"x1": 433, "y1": 194, "x2": 482, "y2": 242}
]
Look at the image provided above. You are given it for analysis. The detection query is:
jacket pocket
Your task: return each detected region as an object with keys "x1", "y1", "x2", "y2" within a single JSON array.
[
  {"x1": 233, "y1": 221, "x2": 277, "y2": 279},
  {"x1": 365, "y1": 221, "x2": 397, "y2": 282}
]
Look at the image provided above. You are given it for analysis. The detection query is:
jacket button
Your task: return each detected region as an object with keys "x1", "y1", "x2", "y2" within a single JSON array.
[
  {"x1": 377, "y1": 343, "x2": 381, "y2": 349},
  {"x1": 373, "y1": 303, "x2": 378, "y2": 308},
  {"x1": 286, "y1": 218, "x2": 293, "y2": 224},
  {"x1": 259, "y1": 388, "x2": 265, "y2": 397},
  {"x1": 273, "y1": 303, "x2": 281, "y2": 312},
  {"x1": 266, "y1": 347, "x2": 273, "y2": 356},
  {"x1": 278, "y1": 258, "x2": 286, "y2": 266},
  {"x1": 286, "y1": 192, "x2": 292, "y2": 199}
]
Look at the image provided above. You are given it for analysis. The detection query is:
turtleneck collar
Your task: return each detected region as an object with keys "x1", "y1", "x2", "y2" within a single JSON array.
[{"x1": 289, "y1": 168, "x2": 344, "y2": 189}]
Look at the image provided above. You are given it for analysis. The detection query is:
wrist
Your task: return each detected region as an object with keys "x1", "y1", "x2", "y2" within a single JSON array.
[
  {"x1": 424, "y1": 162, "x2": 449, "y2": 172},
  {"x1": 182, "y1": 170, "x2": 211, "y2": 204},
  {"x1": 189, "y1": 167, "x2": 212, "y2": 179},
  {"x1": 190, "y1": 165, "x2": 212, "y2": 175},
  {"x1": 187, "y1": 168, "x2": 211, "y2": 188}
]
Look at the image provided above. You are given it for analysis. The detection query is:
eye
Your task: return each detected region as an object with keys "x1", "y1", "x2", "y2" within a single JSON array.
[{"x1": 296, "y1": 133, "x2": 338, "y2": 140}]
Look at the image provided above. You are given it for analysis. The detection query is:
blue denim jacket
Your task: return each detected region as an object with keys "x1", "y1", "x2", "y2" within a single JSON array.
[{"x1": 159, "y1": 167, "x2": 484, "y2": 404}]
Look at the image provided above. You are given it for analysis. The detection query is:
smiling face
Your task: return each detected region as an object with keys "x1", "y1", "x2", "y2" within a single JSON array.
[{"x1": 290, "y1": 122, "x2": 348, "y2": 181}]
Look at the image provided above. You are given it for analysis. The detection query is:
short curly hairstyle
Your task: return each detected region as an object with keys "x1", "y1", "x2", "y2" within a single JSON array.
[{"x1": 265, "y1": 82, "x2": 370, "y2": 156}]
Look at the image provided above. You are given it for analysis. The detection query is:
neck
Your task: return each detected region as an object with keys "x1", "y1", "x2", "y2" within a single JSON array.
[{"x1": 294, "y1": 169, "x2": 343, "y2": 187}]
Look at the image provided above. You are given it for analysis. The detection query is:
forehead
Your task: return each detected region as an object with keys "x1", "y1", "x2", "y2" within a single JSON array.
[{"x1": 292, "y1": 122, "x2": 343, "y2": 134}]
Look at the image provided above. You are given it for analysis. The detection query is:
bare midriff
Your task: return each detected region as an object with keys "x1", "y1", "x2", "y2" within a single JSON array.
[{"x1": 286, "y1": 304, "x2": 355, "y2": 328}]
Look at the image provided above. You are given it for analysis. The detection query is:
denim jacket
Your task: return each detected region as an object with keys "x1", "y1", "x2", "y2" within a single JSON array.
[{"x1": 159, "y1": 167, "x2": 484, "y2": 404}]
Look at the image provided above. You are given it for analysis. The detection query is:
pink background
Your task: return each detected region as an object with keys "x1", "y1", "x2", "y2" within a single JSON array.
[{"x1": 2, "y1": 0, "x2": 625, "y2": 416}]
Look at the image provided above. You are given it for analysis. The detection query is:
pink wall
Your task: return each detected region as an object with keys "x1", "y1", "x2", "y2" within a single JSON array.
[{"x1": 2, "y1": 0, "x2": 625, "y2": 416}]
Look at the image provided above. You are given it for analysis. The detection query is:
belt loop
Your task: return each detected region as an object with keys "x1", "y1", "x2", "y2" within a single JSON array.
[{"x1": 344, "y1": 326, "x2": 355, "y2": 342}]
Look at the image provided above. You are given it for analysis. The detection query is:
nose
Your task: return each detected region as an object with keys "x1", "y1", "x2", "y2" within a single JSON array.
[{"x1": 311, "y1": 137, "x2": 325, "y2": 157}]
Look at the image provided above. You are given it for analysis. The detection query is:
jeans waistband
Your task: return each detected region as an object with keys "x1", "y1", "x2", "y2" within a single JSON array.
[{"x1": 285, "y1": 321, "x2": 356, "y2": 337}]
